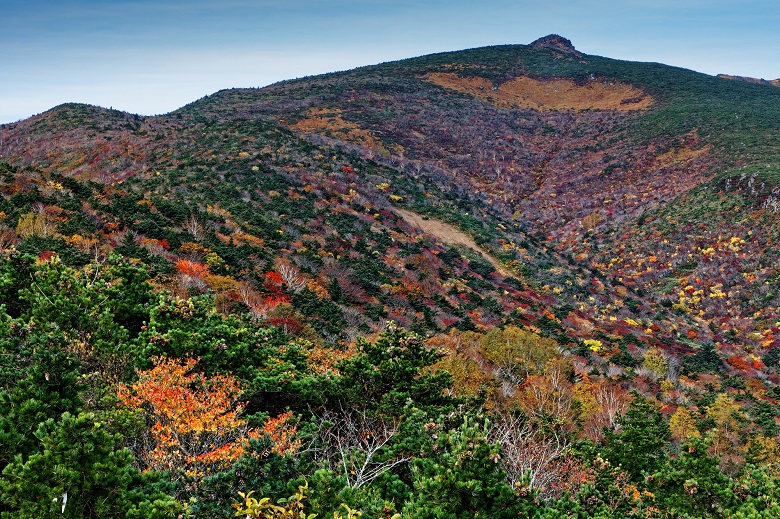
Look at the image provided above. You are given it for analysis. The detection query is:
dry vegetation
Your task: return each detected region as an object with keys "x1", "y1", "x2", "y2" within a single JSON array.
[
  {"x1": 425, "y1": 72, "x2": 653, "y2": 111},
  {"x1": 289, "y1": 107, "x2": 387, "y2": 151}
]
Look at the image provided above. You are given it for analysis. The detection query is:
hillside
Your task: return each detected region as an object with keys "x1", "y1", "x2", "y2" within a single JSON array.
[{"x1": 2, "y1": 35, "x2": 780, "y2": 517}]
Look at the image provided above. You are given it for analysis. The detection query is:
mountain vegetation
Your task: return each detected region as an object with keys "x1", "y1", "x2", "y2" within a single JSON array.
[{"x1": 1, "y1": 34, "x2": 780, "y2": 517}]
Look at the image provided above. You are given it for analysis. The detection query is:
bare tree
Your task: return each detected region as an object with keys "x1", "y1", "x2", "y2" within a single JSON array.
[
  {"x1": 185, "y1": 213, "x2": 203, "y2": 240},
  {"x1": 313, "y1": 406, "x2": 411, "y2": 489},
  {"x1": 238, "y1": 280, "x2": 269, "y2": 320},
  {"x1": 487, "y1": 414, "x2": 570, "y2": 499},
  {"x1": 276, "y1": 261, "x2": 308, "y2": 294},
  {"x1": 0, "y1": 225, "x2": 18, "y2": 249}
]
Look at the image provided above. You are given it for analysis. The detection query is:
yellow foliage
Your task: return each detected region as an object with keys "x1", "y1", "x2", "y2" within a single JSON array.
[
  {"x1": 481, "y1": 325, "x2": 559, "y2": 377},
  {"x1": 669, "y1": 406, "x2": 701, "y2": 442},
  {"x1": 204, "y1": 252, "x2": 226, "y2": 268},
  {"x1": 584, "y1": 339, "x2": 603, "y2": 352},
  {"x1": 728, "y1": 236, "x2": 745, "y2": 251},
  {"x1": 642, "y1": 347, "x2": 668, "y2": 379},
  {"x1": 581, "y1": 211, "x2": 603, "y2": 230},
  {"x1": 178, "y1": 241, "x2": 212, "y2": 257},
  {"x1": 706, "y1": 393, "x2": 745, "y2": 431},
  {"x1": 16, "y1": 211, "x2": 56, "y2": 238},
  {"x1": 234, "y1": 484, "x2": 317, "y2": 519},
  {"x1": 206, "y1": 204, "x2": 233, "y2": 218},
  {"x1": 747, "y1": 435, "x2": 780, "y2": 465},
  {"x1": 234, "y1": 484, "x2": 368, "y2": 519},
  {"x1": 432, "y1": 354, "x2": 499, "y2": 409},
  {"x1": 205, "y1": 274, "x2": 239, "y2": 293}
]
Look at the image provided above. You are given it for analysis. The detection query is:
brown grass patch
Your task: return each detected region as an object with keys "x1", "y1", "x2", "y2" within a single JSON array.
[
  {"x1": 425, "y1": 73, "x2": 653, "y2": 111},
  {"x1": 289, "y1": 107, "x2": 386, "y2": 151},
  {"x1": 655, "y1": 145, "x2": 711, "y2": 167}
]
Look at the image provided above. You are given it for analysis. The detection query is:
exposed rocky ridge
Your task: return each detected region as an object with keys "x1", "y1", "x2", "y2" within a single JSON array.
[
  {"x1": 530, "y1": 34, "x2": 581, "y2": 56},
  {"x1": 717, "y1": 74, "x2": 780, "y2": 87}
]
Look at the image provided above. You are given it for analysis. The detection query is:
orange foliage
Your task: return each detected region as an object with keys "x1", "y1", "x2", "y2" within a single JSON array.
[
  {"x1": 116, "y1": 357, "x2": 257, "y2": 479},
  {"x1": 102, "y1": 221, "x2": 122, "y2": 234},
  {"x1": 65, "y1": 233, "x2": 100, "y2": 253},
  {"x1": 176, "y1": 259, "x2": 210, "y2": 278},
  {"x1": 231, "y1": 231, "x2": 265, "y2": 248},
  {"x1": 305, "y1": 344, "x2": 355, "y2": 375},
  {"x1": 425, "y1": 72, "x2": 653, "y2": 111},
  {"x1": 262, "y1": 411, "x2": 301, "y2": 455},
  {"x1": 575, "y1": 377, "x2": 632, "y2": 442},
  {"x1": 307, "y1": 279, "x2": 330, "y2": 299},
  {"x1": 727, "y1": 356, "x2": 752, "y2": 371},
  {"x1": 139, "y1": 236, "x2": 170, "y2": 250},
  {"x1": 514, "y1": 359, "x2": 578, "y2": 435}
]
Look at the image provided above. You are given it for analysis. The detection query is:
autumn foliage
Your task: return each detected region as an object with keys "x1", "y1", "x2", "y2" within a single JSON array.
[
  {"x1": 176, "y1": 259, "x2": 210, "y2": 278},
  {"x1": 116, "y1": 356, "x2": 258, "y2": 479}
]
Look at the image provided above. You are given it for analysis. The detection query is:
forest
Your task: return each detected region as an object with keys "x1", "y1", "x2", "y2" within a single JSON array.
[
  {"x1": 2, "y1": 36, "x2": 780, "y2": 517},
  {"x1": 3, "y1": 249, "x2": 780, "y2": 518}
]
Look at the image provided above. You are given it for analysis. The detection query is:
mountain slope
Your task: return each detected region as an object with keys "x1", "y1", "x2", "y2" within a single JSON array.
[{"x1": 1, "y1": 35, "x2": 780, "y2": 372}]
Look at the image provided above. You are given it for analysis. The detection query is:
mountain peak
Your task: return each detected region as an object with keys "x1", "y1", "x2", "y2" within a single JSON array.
[{"x1": 530, "y1": 34, "x2": 579, "y2": 55}]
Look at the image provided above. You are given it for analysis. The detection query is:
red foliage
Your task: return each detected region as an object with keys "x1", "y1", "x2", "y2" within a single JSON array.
[
  {"x1": 727, "y1": 356, "x2": 752, "y2": 371},
  {"x1": 176, "y1": 259, "x2": 210, "y2": 278},
  {"x1": 265, "y1": 271, "x2": 284, "y2": 285},
  {"x1": 263, "y1": 271, "x2": 291, "y2": 303},
  {"x1": 267, "y1": 317, "x2": 303, "y2": 335},
  {"x1": 37, "y1": 250, "x2": 58, "y2": 262}
]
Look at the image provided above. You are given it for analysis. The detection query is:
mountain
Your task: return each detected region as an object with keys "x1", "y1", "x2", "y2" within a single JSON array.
[
  {"x1": 2, "y1": 35, "x2": 780, "y2": 516},
  {"x1": 4, "y1": 35, "x2": 779, "y2": 355}
]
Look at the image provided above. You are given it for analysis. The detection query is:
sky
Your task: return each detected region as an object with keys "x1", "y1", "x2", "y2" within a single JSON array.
[{"x1": 1, "y1": 0, "x2": 778, "y2": 124}]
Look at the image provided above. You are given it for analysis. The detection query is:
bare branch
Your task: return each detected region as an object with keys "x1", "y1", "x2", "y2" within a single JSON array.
[{"x1": 313, "y1": 407, "x2": 411, "y2": 489}]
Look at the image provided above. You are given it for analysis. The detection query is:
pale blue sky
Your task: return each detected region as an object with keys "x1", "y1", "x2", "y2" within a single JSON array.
[{"x1": 2, "y1": 0, "x2": 778, "y2": 123}]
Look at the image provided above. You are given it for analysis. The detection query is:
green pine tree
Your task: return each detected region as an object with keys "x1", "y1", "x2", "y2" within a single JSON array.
[
  {"x1": 602, "y1": 394, "x2": 670, "y2": 482},
  {"x1": 403, "y1": 416, "x2": 539, "y2": 519},
  {"x1": 0, "y1": 412, "x2": 181, "y2": 519}
]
